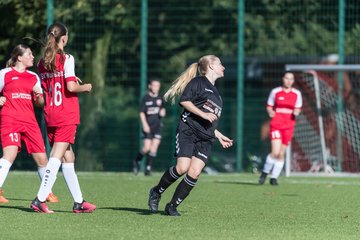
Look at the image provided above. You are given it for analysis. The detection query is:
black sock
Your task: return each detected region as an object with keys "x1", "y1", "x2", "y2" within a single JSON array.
[
  {"x1": 170, "y1": 174, "x2": 198, "y2": 207},
  {"x1": 145, "y1": 153, "x2": 155, "y2": 169},
  {"x1": 135, "y1": 151, "x2": 144, "y2": 162},
  {"x1": 153, "y1": 166, "x2": 181, "y2": 194}
]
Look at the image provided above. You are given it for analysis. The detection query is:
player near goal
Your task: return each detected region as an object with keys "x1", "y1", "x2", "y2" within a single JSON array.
[
  {"x1": 259, "y1": 71, "x2": 302, "y2": 185},
  {"x1": 30, "y1": 22, "x2": 95, "y2": 213},
  {"x1": 133, "y1": 79, "x2": 166, "y2": 176},
  {"x1": 148, "y1": 55, "x2": 233, "y2": 216}
]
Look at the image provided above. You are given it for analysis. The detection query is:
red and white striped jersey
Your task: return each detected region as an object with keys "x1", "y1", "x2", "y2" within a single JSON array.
[
  {"x1": 38, "y1": 53, "x2": 79, "y2": 126},
  {"x1": 267, "y1": 86, "x2": 302, "y2": 129},
  {"x1": 0, "y1": 67, "x2": 42, "y2": 124}
]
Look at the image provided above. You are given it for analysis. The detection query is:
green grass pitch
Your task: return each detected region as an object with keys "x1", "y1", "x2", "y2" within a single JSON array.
[{"x1": 1, "y1": 172, "x2": 360, "y2": 240}]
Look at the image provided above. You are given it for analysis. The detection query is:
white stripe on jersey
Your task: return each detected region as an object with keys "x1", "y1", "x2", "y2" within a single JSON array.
[
  {"x1": 26, "y1": 70, "x2": 43, "y2": 93},
  {"x1": 0, "y1": 68, "x2": 12, "y2": 92},
  {"x1": 64, "y1": 54, "x2": 76, "y2": 79},
  {"x1": 293, "y1": 88, "x2": 303, "y2": 108},
  {"x1": 267, "y1": 86, "x2": 302, "y2": 108}
]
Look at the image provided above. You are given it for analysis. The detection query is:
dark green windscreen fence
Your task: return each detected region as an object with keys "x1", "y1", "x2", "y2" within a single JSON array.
[{"x1": 2, "y1": 0, "x2": 360, "y2": 172}]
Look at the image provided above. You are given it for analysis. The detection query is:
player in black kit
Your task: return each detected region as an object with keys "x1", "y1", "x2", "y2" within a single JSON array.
[
  {"x1": 147, "y1": 55, "x2": 233, "y2": 216},
  {"x1": 134, "y1": 79, "x2": 166, "y2": 176}
]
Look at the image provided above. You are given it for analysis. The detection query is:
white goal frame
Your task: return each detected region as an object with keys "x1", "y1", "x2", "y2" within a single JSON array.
[{"x1": 284, "y1": 64, "x2": 360, "y2": 177}]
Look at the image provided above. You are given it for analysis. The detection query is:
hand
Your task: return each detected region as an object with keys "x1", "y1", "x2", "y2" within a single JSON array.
[
  {"x1": 159, "y1": 108, "x2": 166, "y2": 117},
  {"x1": 0, "y1": 96, "x2": 6, "y2": 106},
  {"x1": 83, "y1": 83, "x2": 92, "y2": 93},
  {"x1": 268, "y1": 110, "x2": 275, "y2": 118},
  {"x1": 218, "y1": 135, "x2": 233, "y2": 149},
  {"x1": 293, "y1": 110, "x2": 300, "y2": 116},
  {"x1": 202, "y1": 112, "x2": 218, "y2": 123},
  {"x1": 143, "y1": 125, "x2": 150, "y2": 133},
  {"x1": 33, "y1": 87, "x2": 42, "y2": 98}
]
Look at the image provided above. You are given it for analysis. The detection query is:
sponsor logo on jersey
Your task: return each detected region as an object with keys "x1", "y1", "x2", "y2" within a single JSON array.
[
  {"x1": 203, "y1": 99, "x2": 222, "y2": 118},
  {"x1": 12, "y1": 92, "x2": 31, "y2": 100},
  {"x1": 39, "y1": 71, "x2": 64, "y2": 80},
  {"x1": 205, "y1": 88, "x2": 214, "y2": 93},
  {"x1": 145, "y1": 101, "x2": 153, "y2": 106},
  {"x1": 147, "y1": 106, "x2": 160, "y2": 115},
  {"x1": 279, "y1": 96, "x2": 285, "y2": 100},
  {"x1": 203, "y1": 103, "x2": 215, "y2": 113},
  {"x1": 12, "y1": 76, "x2": 19, "y2": 80}
]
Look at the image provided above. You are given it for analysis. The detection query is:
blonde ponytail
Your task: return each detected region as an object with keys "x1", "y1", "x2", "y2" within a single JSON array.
[
  {"x1": 164, "y1": 55, "x2": 219, "y2": 104},
  {"x1": 164, "y1": 63, "x2": 198, "y2": 104}
]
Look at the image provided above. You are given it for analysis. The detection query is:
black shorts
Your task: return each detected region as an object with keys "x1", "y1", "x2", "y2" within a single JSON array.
[
  {"x1": 174, "y1": 122, "x2": 214, "y2": 164},
  {"x1": 142, "y1": 125, "x2": 162, "y2": 140}
]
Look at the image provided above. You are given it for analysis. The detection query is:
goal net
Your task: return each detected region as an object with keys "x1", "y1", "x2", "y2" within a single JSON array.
[{"x1": 284, "y1": 64, "x2": 360, "y2": 176}]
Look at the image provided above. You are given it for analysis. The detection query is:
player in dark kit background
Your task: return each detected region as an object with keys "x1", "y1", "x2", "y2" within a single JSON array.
[
  {"x1": 147, "y1": 55, "x2": 233, "y2": 216},
  {"x1": 134, "y1": 79, "x2": 166, "y2": 176}
]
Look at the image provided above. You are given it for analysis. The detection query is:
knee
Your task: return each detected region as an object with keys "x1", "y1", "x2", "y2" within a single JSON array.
[
  {"x1": 35, "y1": 156, "x2": 48, "y2": 167},
  {"x1": 187, "y1": 166, "x2": 202, "y2": 179},
  {"x1": 175, "y1": 164, "x2": 189, "y2": 176},
  {"x1": 150, "y1": 145, "x2": 160, "y2": 153},
  {"x1": 271, "y1": 151, "x2": 281, "y2": 159},
  {"x1": 272, "y1": 152, "x2": 285, "y2": 160},
  {"x1": 142, "y1": 147, "x2": 150, "y2": 154},
  {"x1": 63, "y1": 155, "x2": 75, "y2": 163}
]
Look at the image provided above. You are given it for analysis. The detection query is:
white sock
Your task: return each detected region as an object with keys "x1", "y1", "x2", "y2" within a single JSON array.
[
  {"x1": 271, "y1": 160, "x2": 285, "y2": 179},
  {"x1": 37, "y1": 166, "x2": 46, "y2": 180},
  {"x1": 37, "y1": 157, "x2": 62, "y2": 202},
  {"x1": 0, "y1": 158, "x2": 12, "y2": 188},
  {"x1": 62, "y1": 163, "x2": 83, "y2": 203},
  {"x1": 262, "y1": 154, "x2": 275, "y2": 174},
  {"x1": 38, "y1": 166, "x2": 54, "y2": 194}
]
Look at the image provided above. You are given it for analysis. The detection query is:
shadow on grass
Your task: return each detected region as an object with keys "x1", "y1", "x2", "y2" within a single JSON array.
[
  {"x1": 7, "y1": 198, "x2": 32, "y2": 201},
  {"x1": 100, "y1": 207, "x2": 168, "y2": 215},
  {"x1": 0, "y1": 205, "x2": 74, "y2": 213},
  {"x1": 0, "y1": 204, "x2": 37, "y2": 213},
  {"x1": 214, "y1": 181, "x2": 259, "y2": 186}
]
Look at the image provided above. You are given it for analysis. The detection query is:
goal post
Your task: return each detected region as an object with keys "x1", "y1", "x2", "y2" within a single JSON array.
[{"x1": 284, "y1": 64, "x2": 360, "y2": 176}]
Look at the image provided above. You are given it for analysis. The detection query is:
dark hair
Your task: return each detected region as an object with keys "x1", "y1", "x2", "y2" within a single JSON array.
[
  {"x1": 43, "y1": 22, "x2": 68, "y2": 72},
  {"x1": 282, "y1": 71, "x2": 295, "y2": 78},
  {"x1": 6, "y1": 44, "x2": 30, "y2": 67}
]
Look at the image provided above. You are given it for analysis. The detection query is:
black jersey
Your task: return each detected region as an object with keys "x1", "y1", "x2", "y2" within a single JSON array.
[
  {"x1": 179, "y1": 76, "x2": 223, "y2": 140},
  {"x1": 140, "y1": 93, "x2": 164, "y2": 129}
]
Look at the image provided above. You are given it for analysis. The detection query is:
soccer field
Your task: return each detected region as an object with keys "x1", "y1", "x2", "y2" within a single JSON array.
[{"x1": 1, "y1": 172, "x2": 360, "y2": 240}]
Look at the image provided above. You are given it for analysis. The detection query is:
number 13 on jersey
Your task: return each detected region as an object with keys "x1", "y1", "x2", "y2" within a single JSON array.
[{"x1": 9, "y1": 133, "x2": 19, "y2": 143}]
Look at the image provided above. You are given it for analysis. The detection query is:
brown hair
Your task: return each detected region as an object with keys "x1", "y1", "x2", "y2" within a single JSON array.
[
  {"x1": 6, "y1": 44, "x2": 30, "y2": 68},
  {"x1": 43, "y1": 22, "x2": 68, "y2": 72},
  {"x1": 164, "y1": 55, "x2": 218, "y2": 104}
]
